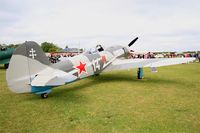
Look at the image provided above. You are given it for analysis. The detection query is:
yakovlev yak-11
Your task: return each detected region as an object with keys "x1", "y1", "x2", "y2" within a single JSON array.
[{"x1": 6, "y1": 38, "x2": 195, "y2": 98}]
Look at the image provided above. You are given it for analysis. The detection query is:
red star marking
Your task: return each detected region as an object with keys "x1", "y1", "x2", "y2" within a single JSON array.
[
  {"x1": 75, "y1": 62, "x2": 87, "y2": 74},
  {"x1": 102, "y1": 55, "x2": 107, "y2": 63}
]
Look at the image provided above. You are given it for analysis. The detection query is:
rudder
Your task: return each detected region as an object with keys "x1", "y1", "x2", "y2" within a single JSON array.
[{"x1": 6, "y1": 41, "x2": 51, "y2": 93}]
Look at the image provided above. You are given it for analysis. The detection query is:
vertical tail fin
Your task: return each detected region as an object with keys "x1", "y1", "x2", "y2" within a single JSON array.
[{"x1": 6, "y1": 41, "x2": 51, "y2": 93}]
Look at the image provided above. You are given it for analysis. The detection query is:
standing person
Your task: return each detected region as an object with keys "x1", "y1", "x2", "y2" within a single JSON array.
[{"x1": 198, "y1": 52, "x2": 200, "y2": 62}]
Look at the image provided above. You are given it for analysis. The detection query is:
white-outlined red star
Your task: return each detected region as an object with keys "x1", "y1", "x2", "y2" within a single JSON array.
[
  {"x1": 101, "y1": 55, "x2": 106, "y2": 63},
  {"x1": 74, "y1": 61, "x2": 87, "y2": 75}
]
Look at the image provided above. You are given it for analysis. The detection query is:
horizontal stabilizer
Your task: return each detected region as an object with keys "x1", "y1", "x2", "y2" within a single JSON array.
[{"x1": 31, "y1": 67, "x2": 77, "y2": 86}]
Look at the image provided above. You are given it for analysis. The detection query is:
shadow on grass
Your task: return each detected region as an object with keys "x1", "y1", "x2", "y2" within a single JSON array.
[{"x1": 48, "y1": 73, "x2": 180, "y2": 99}]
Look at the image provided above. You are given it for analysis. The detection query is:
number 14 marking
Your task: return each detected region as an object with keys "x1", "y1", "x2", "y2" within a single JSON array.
[{"x1": 92, "y1": 59, "x2": 100, "y2": 72}]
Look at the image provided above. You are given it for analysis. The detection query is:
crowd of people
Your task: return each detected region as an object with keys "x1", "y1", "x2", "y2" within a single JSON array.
[
  {"x1": 47, "y1": 53, "x2": 78, "y2": 63},
  {"x1": 47, "y1": 51, "x2": 200, "y2": 64},
  {"x1": 130, "y1": 52, "x2": 200, "y2": 61}
]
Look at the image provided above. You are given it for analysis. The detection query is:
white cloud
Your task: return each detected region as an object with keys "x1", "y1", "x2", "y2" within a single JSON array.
[{"x1": 0, "y1": 0, "x2": 200, "y2": 51}]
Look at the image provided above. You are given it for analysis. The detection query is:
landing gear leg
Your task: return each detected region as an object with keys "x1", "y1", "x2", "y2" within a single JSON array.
[
  {"x1": 94, "y1": 74, "x2": 100, "y2": 76},
  {"x1": 41, "y1": 93, "x2": 48, "y2": 99},
  {"x1": 4, "y1": 64, "x2": 9, "y2": 69},
  {"x1": 137, "y1": 68, "x2": 144, "y2": 79}
]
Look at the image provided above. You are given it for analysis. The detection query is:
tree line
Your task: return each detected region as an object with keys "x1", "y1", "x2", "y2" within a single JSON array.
[{"x1": 0, "y1": 42, "x2": 62, "y2": 52}]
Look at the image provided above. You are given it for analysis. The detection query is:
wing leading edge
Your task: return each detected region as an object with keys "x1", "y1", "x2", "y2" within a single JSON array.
[{"x1": 103, "y1": 58, "x2": 195, "y2": 72}]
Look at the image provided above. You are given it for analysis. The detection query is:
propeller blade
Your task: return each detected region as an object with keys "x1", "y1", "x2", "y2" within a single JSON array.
[{"x1": 128, "y1": 37, "x2": 138, "y2": 47}]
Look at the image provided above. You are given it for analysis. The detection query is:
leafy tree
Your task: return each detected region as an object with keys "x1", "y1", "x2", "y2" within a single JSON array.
[
  {"x1": 7, "y1": 44, "x2": 20, "y2": 48},
  {"x1": 41, "y1": 42, "x2": 62, "y2": 52},
  {"x1": 0, "y1": 43, "x2": 19, "y2": 48}
]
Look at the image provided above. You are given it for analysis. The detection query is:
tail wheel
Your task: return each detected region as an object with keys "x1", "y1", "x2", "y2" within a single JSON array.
[
  {"x1": 41, "y1": 93, "x2": 48, "y2": 99},
  {"x1": 94, "y1": 74, "x2": 100, "y2": 76}
]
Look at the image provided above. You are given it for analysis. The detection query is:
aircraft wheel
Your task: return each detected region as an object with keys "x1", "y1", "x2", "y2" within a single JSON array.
[
  {"x1": 4, "y1": 64, "x2": 9, "y2": 69},
  {"x1": 41, "y1": 93, "x2": 48, "y2": 99}
]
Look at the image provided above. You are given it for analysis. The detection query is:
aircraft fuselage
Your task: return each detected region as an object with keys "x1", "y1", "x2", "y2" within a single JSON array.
[{"x1": 51, "y1": 45, "x2": 129, "y2": 81}]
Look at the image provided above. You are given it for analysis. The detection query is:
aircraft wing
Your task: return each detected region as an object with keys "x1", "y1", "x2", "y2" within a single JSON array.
[
  {"x1": 103, "y1": 57, "x2": 195, "y2": 72},
  {"x1": 0, "y1": 58, "x2": 10, "y2": 64}
]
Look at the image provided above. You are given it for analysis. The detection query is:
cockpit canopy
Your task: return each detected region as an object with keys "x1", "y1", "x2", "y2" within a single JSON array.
[
  {"x1": 89, "y1": 45, "x2": 104, "y2": 54},
  {"x1": 96, "y1": 45, "x2": 104, "y2": 52}
]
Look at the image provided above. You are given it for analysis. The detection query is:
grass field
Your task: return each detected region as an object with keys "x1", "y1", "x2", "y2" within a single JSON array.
[{"x1": 0, "y1": 63, "x2": 200, "y2": 133}]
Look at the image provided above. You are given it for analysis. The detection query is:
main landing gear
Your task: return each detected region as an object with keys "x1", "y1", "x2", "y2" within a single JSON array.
[
  {"x1": 4, "y1": 64, "x2": 9, "y2": 69},
  {"x1": 41, "y1": 93, "x2": 48, "y2": 99},
  {"x1": 137, "y1": 68, "x2": 144, "y2": 79}
]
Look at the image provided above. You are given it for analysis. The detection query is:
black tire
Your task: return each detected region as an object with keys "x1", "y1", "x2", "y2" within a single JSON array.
[
  {"x1": 41, "y1": 93, "x2": 48, "y2": 99},
  {"x1": 4, "y1": 64, "x2": 9, "y2": 69}
]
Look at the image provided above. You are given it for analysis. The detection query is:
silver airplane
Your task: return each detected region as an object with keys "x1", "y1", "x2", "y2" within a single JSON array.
[{"x1": 6, "y1": 38, "x2": 195, "y2": 98}]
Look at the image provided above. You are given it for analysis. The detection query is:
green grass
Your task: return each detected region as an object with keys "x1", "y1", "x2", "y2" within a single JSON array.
[{"x1": 0, "y1": 63, "x2": 200, "y2": 133}]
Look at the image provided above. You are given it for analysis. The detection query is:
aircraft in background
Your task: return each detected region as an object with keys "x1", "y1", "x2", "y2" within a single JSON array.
[
  {"x1": 6, "y1": 38, "x2": 195, "y2": 98},
  {"x1": 0, "y1": 47, "x2": 15, "y2": 68}
]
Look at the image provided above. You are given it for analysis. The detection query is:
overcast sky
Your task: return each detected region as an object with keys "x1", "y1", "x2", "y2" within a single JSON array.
[{"x1": 0, "y1": 0, "x2": 200, "y2": 51}]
